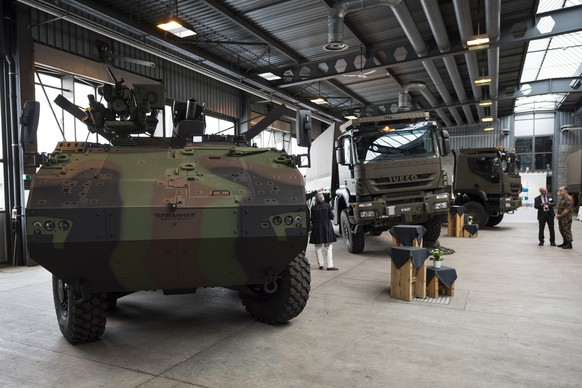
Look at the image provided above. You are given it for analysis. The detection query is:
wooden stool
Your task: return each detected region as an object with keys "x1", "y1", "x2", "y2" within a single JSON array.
[
  {"x1": 447, "y1": 206, "x2": 466, "y2": 237},
  {"x1": 426, "y1": 266, "x2": 457, "y2": 298},
  {"x1": 389, "y1": 225, "x2": 426, "y2": 247},
  {"x1": 463, "y1": 224, "x2": 479, "y2": 238},
  {"x1": 389, "y1": 246, "x2": 429, "y2": 301}
]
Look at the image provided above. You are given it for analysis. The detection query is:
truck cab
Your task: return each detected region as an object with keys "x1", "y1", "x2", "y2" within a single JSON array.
[
  {"x1": 453, "y1": 147, "x2": 522, "y2": 227},
  {"x1": 331, "y1": 112, "x2": 451, "y2": 253}
]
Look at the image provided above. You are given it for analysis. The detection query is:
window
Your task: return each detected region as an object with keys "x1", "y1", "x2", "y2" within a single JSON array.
[{"x1": 515, "y1": 136, "x2": 552, "y2": 171}]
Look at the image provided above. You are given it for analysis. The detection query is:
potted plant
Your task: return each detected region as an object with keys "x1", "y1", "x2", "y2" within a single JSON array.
[
  {"x1": 467, "y1": 215, "x2": 474, "y2": 225},
  {"x1": 429, "y1": 248, "x2": 444, "y2": 268}
]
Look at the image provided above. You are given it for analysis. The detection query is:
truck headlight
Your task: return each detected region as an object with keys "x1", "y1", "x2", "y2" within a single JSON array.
[
  {"x1": 434, "y1": 202, "x2": 448, "y2": 210},
  {"x1": 360, "y1": 210, "x2": 375, "y2": 218}
]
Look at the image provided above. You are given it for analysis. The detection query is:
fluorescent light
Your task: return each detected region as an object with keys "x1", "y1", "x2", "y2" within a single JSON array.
[
  {"x1": 479, "y1": 100, "x2": 493, "y2": 107},
  {"x1": 483, "y1": 126, "x2": 495, "y2": 131},
  {"x1": 157, "y1": 19, "x2": 196, "y2": 38},
  {"x1": 310, "y1": 97, "x2": 327, "y2": 105},
  {"x1": 258, "y1": 72, "x2": 281, "y2": 81},
  {"x1": 467, "y1": 34, "x2": 490, "y2": 50},
  {"x1": 481, "y1": 116, "x2": 494, "y2": 123},
  {"x1": 475, "y1": 76, "x2": 492, "y2": 85},
  {"x1": 344, "y1": 115, "x2": 358, "y2": 120}
]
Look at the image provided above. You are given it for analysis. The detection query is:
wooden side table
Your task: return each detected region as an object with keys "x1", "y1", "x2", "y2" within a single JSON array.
[
  {"x1": 447, "y1": 206, "x2": 466, "y2": 237},
  {"x1": 389, "y1": 246, "x2": 429, "y2": 301},
  {"x1": 426, "y1": 266, "x2": 457, "y2": 298}
]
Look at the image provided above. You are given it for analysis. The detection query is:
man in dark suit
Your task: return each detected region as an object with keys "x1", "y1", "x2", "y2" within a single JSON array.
[{"x1": 534, "y1": 187, "x2": 556, "y2": 246}]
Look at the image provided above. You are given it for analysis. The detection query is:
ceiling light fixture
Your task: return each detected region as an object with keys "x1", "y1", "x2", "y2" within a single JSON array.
[
  {"x1": 481, "y1": 116, "x2": 494, "y2": 123},
  {"x1": 479, "y1": 100, "x2": 493, "y2": 107},
  {"x1": 157, "y1": 19, "x2": 196, "y2": 38},
  {"x1": 157, "y1": 1, "x2": 196, "y2": 38},
  {"x1": 467, "y1": 34, "x2": 490, "y2": 50},
  {"x1": 310, "y1": 97, "x2": 327, "y2": 105},
  {"x1": 483, "y1": 126, "x2": 495, "y2": 131},
  {"x1": 475, "y1": 76, "x2": 492, "y2": 85},
  {"x1": 344, "y1": 114, "x2": 358, "y2": 120},
  {"x1": 258, "y1": 72, "x2": 281, "y2": 81}
]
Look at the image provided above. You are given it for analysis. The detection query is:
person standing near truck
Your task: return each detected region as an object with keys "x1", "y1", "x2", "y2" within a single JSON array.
[
  {"x1": 534, "y1": 187, "x2": 556, "y2": 246},
  {"x1": 310, "y1": 193, "x2": 338, "y2": 270},
  {"x1": 556, "y1": 186, "x2": 574, "y2": 249}
]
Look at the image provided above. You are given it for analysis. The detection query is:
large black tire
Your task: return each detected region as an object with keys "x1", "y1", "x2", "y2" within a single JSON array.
[
  {"x1": 486, "y1": 213, "x2": 504, "y2": 227},
  {"x1": 240, "y1": 252, "x2": 310, "y2": 324},
  {"x1": 463, "y1": 201, "x2": 490, "y2": 227},
  {"x1": 52, "y1": 276, "x2": 107, "y2": 344},
  {"x1": 422, "y1": 216, "x2": 442, "y2": 244},
  {"x1": 340, "y1": 209, "x2": 365, "y2": 253}
]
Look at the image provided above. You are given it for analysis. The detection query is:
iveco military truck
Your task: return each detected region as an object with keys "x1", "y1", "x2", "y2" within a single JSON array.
[
  {"x1": 306, "y1": 112, "x2": 451, "y2": 253},
  {"x1": 23, "y1": 72, "x2": 311, "y2": 343},
  {"x1": 452, "y1": 147, "x2": 522, "y2": 227}
]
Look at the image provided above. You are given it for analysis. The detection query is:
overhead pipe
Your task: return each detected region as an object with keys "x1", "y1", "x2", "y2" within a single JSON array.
[
  {"x1": 326, "y1": 0, "x2": 465, "y2": 126},
  {"x1": 398, "y1": 81, "x2": 453, "y2": 127},
  {"x1": 486, "y1": 0, "x2": 501, "y2": 100},
  {"x1": 325, "y1": 0, "x2": 403, "y2": 51},
  {"x1": 421, "y1": 0, "x2": 475, "y2": 124}
]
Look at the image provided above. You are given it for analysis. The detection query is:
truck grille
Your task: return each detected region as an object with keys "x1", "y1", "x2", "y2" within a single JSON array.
[{"x1": 370, "y1": 173, "x2": 435, "y2": 192}]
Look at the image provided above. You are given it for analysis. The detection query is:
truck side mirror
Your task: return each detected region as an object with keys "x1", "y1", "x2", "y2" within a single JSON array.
[
  {"x1": 20, "y1": 100, "x2": 40, "y2": 145},
  {"x1": 335, "y1": 146, "x2": 345, "y2": 165},
  {"x1": 296, "y1": 110, "x2": 312, "y2": 147},
  {"x1": 440, "y1": 129, "x2": 450, "y2": 156}
]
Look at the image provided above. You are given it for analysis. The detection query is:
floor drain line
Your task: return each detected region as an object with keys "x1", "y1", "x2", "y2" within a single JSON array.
[{"x1": 413, "y1": 296, "x2": 451, "y2": 305}]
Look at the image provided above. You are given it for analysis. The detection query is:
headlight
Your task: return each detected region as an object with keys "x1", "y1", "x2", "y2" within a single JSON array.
[
  {"x1": 358, "y1": 203, "x2": 373, "y2": 207},
  {"x1": 434, "y1": 202, "x2": 448, "y2": 210},
  {"x1": 284, "y1": 216, "x2": 294, "y2": 225},
  {"x1": 360, "y1": 210, "x2": 375, "y2": 218},
  {"x1": 272, "y1": 216, "x2": 282, "y2": 225},
  {"x1": 436, "y1": 194, "x2": 449, "y2": 200}
]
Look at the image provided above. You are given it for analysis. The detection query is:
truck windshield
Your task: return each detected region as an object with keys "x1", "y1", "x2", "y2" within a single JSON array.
[{"x1": 355, "y1": 123, "x2": 438, "y2": 163}]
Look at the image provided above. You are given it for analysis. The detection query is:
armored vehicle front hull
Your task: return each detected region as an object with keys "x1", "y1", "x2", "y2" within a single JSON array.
[{"x1": 27, "y1": 142, "x2": 309, "y2": 293}]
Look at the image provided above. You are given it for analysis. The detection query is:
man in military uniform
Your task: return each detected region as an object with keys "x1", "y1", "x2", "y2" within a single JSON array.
[{"x1": 556, "y1": 186, "x2": 574, "y2": 249}]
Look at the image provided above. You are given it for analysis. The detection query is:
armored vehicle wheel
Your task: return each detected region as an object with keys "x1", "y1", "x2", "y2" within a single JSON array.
[
  {"x1": 340, "y1": 209, "x2": 365, "y2": 253},
  {"x1": 423, "y1": 216, "x2": 442, "y2": 244},
  {"x1": 463, "y1": 201, "x2": 490, "y2": 227},
  {"x1": 486, "y1": 214, "x2": 504, "y2": 227},
  {"x1": 240, "y1": 252, "x2": 310, "y2": 324},
  {"x1": 52, "y1": 276, "x2": 107, "y2": 344}
]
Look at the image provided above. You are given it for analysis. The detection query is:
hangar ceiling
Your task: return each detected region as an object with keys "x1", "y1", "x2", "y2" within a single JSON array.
[{"x1": 16, "y1": 0, "x2": 582, "y2": 128}]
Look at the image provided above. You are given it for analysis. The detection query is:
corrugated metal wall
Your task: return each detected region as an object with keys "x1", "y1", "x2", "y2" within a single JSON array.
[{"x1": 29, "y1": 9, "x2": 241, "y2": 119}]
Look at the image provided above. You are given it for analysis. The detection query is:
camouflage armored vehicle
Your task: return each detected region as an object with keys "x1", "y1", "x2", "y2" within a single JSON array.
[{"x1": 24, "y1": 72, "x2": 311, "y2": 343}]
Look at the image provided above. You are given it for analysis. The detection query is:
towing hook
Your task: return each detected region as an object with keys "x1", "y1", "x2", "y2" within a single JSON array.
[{"x1": 263, "y1": 269, "x2": 278, "y2": 294}]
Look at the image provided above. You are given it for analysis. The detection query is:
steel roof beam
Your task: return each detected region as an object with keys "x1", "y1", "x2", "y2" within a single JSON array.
[{"x1": 273, "y1": 5, "x2": 582, "y2": 87}]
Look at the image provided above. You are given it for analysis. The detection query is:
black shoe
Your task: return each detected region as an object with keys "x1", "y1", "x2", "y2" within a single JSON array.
[
  {"x1": 319, "y1": 266, "x2": 324, "y2": 270},
  {"x1": 538, "y1": 242, "x2": 543, "y2": 246},
  {"x1": 327, "y1": 267, "x2": 339, "y2": 271},
  {"x1": 550, "y1": 242, "x2": 556, "y2": 246},
  {"x1": 557, "y1": 242, "x2": 565, "y2": 247},
  {"x1": 562, "y1": 242, "x2": 573, "y2": 249}
]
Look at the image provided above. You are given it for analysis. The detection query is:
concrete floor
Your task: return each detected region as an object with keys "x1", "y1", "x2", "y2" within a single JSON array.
[{"x1": 1, "y1": 207, "x2": 581, "y2": 388}]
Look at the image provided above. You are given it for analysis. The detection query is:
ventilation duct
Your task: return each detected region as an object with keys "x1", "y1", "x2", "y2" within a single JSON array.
[
  {"x1": 398, "y1": 81, "x2": 453, "y2": 127},
  {"x1": 326, "y1": 0, "x2": 413, "y2": 52}
]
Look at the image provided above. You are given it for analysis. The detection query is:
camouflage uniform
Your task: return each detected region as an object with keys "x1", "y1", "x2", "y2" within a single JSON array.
[{"x1": 557, "y1": 194, "x2": 574, "y2": 242}]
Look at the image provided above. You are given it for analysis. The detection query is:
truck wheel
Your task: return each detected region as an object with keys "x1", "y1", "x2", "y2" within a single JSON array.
[
  {"x1": 340, "y1": 209, "x2": 365, "y2": 253},
  {"x1": 463, "y1": 201, "x2": 490, "y2": 227},
  {"x1": 422, "y1": 216, "x2": 442, "y2": 244},
  {"x1": 52, "y1": 276, "x2": 107, "y2": 344},
  {"x1": 240, "y1": 251, "x2": 310, "y2": 324},
  {"x1": 486, "y1": 214, "x2": 504, "y2": 227}
]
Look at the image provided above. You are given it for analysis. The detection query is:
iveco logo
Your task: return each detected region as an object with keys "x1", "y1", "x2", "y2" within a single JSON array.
[
  {"x1": 155, "y1": 212, "x2": 196, "y2": 220},
  {"x1": 388, "y1": 175, "x2": 418, "y2": 182}
]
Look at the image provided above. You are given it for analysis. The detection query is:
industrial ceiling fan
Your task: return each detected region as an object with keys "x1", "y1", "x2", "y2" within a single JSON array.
[{"x1": 343, "y1": 45, "x2": 376, "y2": 79}]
